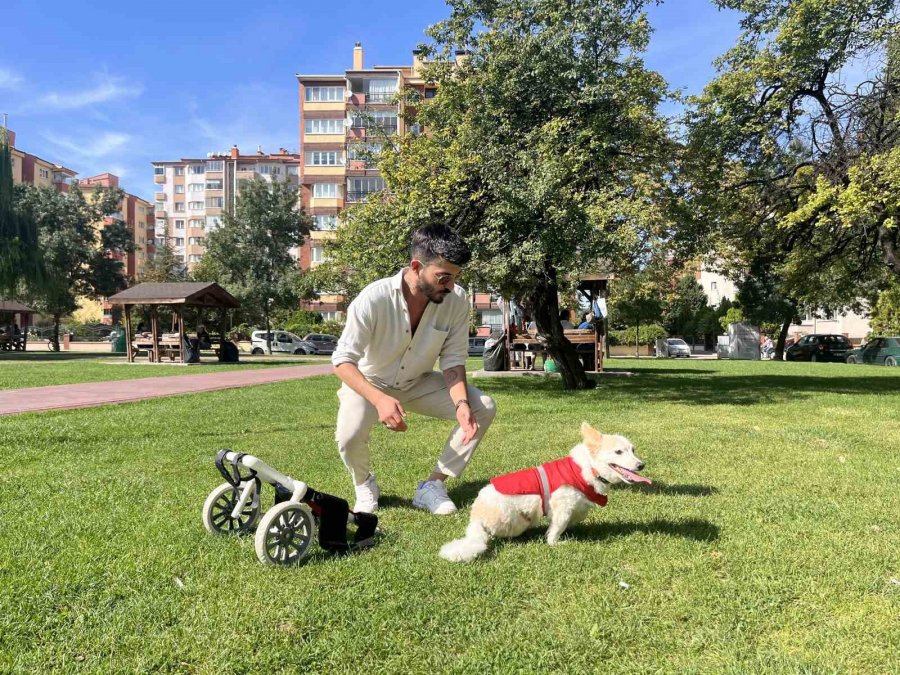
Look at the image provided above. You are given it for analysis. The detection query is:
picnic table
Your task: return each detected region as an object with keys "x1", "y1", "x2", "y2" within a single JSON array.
[
  {"x1": 510, "y1": 329, "x2": 600, "y2": 371},
  {"x1": 0, "y1": 333, "x2": 27, "y2": 351},
  {"x1": 132, "y1": 333, "x2": 182, "y2": 362}
]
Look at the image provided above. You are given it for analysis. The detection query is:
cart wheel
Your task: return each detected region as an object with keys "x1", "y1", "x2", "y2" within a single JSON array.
[
  {"x1": 254, "y1": 502, "x2": 317, "y2": 566},
  {"x1": 202, "y1": 482, "x2": 260, "y2": 535}
]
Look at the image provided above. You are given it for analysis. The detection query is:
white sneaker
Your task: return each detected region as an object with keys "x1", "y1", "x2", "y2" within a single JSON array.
[
  {"x1": 353, "y1": 473, "x2": 380, "y2": 513},
  {"x1": 412, "y1": 480, "x2": 457, "y2": 515}
]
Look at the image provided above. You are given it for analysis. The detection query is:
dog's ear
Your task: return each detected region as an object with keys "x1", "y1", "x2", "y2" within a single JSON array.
[{"x1": 580, "y1": 421, "x2": 603, "y2": 450}]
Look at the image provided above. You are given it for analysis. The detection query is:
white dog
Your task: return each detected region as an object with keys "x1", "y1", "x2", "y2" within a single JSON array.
[{"x1": 440, "y1": 422, "x2": 650, "y2": 562}]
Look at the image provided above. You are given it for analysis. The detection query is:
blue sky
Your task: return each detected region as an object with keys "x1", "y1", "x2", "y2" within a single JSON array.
[{"x1": 0, "y1": 0, "x2": 743, "y2": 201}]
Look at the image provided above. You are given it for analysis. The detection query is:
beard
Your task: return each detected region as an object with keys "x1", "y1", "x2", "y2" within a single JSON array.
[{"x1": 416, "y1": 275, "x2": 452, "y2": 303}]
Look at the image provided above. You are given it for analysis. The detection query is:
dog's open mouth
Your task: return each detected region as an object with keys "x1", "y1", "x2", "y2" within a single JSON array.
[{"x1": 609, "y1": 464, "x2": 652, "y2": 484}]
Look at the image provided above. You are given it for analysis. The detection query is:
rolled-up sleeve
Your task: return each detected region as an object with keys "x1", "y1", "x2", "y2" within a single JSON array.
[
  {"x1": 439, "y1": 299, "x2": 470, "y2": 371},
  {"x1": 332, "y1": 296, "x2": 372, "y2": 368}
]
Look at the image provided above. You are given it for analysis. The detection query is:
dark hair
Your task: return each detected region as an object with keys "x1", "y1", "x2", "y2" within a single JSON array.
[{"x1": 410, "y1": 224, "x2": 471, "y2": 266}]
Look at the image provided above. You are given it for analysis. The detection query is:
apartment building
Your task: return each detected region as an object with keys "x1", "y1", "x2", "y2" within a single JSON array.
[
  {"x1": 296, "y1": 43, "x2": 441, "y2": 319},
  {"x1": 76, "y1": 173, "x2": 156, "y2": 280},
  {"x1": 151, "y1": 146, "x2": 301, "y2": 268},
  {"x1": 5, "y1": 129, "x2": 78, "y2": 192}
]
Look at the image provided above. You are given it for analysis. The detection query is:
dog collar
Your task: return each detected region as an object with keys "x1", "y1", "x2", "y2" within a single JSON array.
[{"x1": 592, "y1": 467, "x2": 610, "y2": 485}]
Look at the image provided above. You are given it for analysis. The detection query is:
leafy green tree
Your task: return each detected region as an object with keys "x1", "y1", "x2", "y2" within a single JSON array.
[
  {"x1": 324, "y1": 0, "x2": 676, "y2": 388},
  {"x1": 202, "y1": 177, "x2": 310, "y2": 353},
  {"x1": 16, "y1": 183, "x2": 132, "y2": 349},
  {"x1": 141, "y1": 236, "x2": 187, "y2": 282},
  {"x1": 686, "y1": 0, "x2": 900, "y2": 352},
  {"x1": 0, "y1": 131, "x2": 42, "y2": 294},
  {"x1": 608, "y1": 273, "x2": 664, "y2": 357},
  {"x1": 662, "y1": 274, "x2": 709, "y2": 339},
  {"x1": 869, "y1": 281, "x2": 900, "y2": 335}
]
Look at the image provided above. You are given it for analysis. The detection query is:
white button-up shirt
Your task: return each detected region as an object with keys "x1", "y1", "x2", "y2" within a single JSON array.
[{"x1": 332, "y1": 269, "x2": 470, "y2": 391}]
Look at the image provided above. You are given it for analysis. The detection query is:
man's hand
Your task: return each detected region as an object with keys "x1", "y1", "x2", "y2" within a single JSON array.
[
  {"x1": 375, "y1": 394, "x2": 407, "y2": 432},
  {"x1": 456, "y1": 403, "x2": 478, "y2": 444}
]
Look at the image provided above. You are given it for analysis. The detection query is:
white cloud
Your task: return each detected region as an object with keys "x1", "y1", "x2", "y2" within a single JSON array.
[
  {"x1": 0, "y1": 67, "x2": 24, "y2": 90},
  {"x1": 43, "y1": 131, "x2": 132, "y2": 158},
  {"x1": 39, "y1": 75, "x2": 143, "y2": 110}
]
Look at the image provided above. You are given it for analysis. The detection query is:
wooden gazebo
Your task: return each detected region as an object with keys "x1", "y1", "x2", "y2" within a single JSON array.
[
  {"x1": 0, "y1": 300, "x2": 36, "y2": 351},
  {"x1": 107, "y1": 282, "x2": 240, "y2": 363}
]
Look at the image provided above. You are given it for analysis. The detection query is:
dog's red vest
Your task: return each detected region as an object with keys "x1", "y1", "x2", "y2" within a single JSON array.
[{"x1": 490, "y1": 456, "x2": 608, "y2": 514}]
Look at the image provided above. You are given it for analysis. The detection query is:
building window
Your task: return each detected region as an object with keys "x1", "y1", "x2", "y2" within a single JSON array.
[
  {"x1": 173, "y1": 185, "x2": 184, "y2": 194},
  {"x1": 189, "y1": 219, "x2": 205, "y2": 229},
  {"x1": 258, "y1": 164, "x2": 271, "y2": 175},
  {"x1": 312, "y1": 183, "x2": 339, "y2": 198},
  {"x1": 174, "y1": 166, "x2": 185, "y2": 176},
  {"x1": 425, "y1": 88, "x2": 437, "y2": 99},
  {"x1": 348, "y1": 143, "x2": 382, "y2": 166},
  {"x1": 314, "y1": 214, "x2": 338, "y2": 230},
  {"x1": 174, "y1": 237, "x2": 185, "y2": 246},
  {"x1": 350, "y1": 111, "x2": 398, "y2": 133},
  {"x1": 189, "y1": 237, "x2": 206, "y2": 246},
  {"x1": 347, "y1": 176, "x2": 384, "y2": 202},
  {"x1": 365, "y1": 79, "x2": 397, "y2": 102},
  {"x1": 320, "y1": 311, "x2": 338, "y2": 321},
  {"x1": 188, "y1": 201, "x2": 204, "y2": 210},
  {"x1": 306, "y1": 151, "x2": 343, "y2": 166},
  {"x1": 39, "y1": 168, "x2": 49, "y2": 179},
  {"x1": 190, "y1": 165, "x2": 204, "y2": 174},
  {"x1": 238, "y1": 164, "x2": 255, "y2": 173},
  {"x1": 205, "y1": 197, "x2": 224, "y2": 208},
  {"x1": 156, "y1": 219, "x2": 166, "y2": 229},
  {"x1": 409, "y1": 123, "x2": 423, "y2": 136},
  {"x1": 206, "y1": 160, "x2": 224, "y2": 172},
  {"x1": 206, "y1": 179, "x2": 223, "y2": 190},
  {"x1": 305, "y1": 86, "x2": 344, "y2": 102},
  {"x1": 189, "y1": 254, "x2": 202, "y2": 263},
  {"x1": 305, "y1": 118, "x2": 344, "y2": 135},
  {"x1": 188, "y1": 183, "x2": 204, "y2": 192},
  {"x1": 153, "y1": 166, "x2": 165, "y2": 175},
  {"x1": 311, "y1": 246, "x2": 326, "y2": 262},
  {"x1": 206, "y1": 216, "x2": 221, "y2": 230},
  {"x1": 287, "y1": 165, "x2": 299, "y2": 176},
  {"x1": 174, "y1": 202, "x2": 185, "y2": 212},
  {"x1": 175, "y1": 220, "x2": 185, "y2": 229}
]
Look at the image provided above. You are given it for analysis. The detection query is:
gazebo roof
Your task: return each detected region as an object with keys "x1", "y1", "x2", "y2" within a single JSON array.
[
  {"x1": 0, "y1": 300, "x2": 36, "y2": 314},
  {"x1": 107, "y1": 282, "x2": 240, "y2": 308}
]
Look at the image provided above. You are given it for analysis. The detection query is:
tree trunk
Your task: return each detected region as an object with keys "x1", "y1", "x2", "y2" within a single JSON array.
[
  {"x1": 879, "y1": 224, "x2": 900, "y2": 276},
  {"x1": 775, "y1": 312, "x2": 793, "y2": 360},
  {"x1": 527, "y1": 269, "x2": 591, "y2": 390},
  {"x1": 635, "y1": 318, "x2": 640, "y2": 358},
  {"x1": 51, "y1": 313, "x2": 60, "y2": 352},
  {"x1": 264, "y1": 302, "x2": 272, "y2": 355}
]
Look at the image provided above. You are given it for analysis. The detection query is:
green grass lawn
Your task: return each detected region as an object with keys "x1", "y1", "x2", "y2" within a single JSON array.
[
  {"x1": 0, "y1": 352, "x2": 331, "y2": 390},
  {"x1": 1, "y1": 359, "x2": 897, "y2": 673}
]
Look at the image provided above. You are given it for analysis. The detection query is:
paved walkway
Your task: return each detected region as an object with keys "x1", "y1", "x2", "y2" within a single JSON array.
[{"x1": 0, "y1": 364, "x2": 335, "y2": 416}]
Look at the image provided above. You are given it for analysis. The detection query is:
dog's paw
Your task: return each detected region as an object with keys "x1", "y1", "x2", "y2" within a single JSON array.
[{"x1": 546, "y1": 534, "x2": 566, "y2": 546}]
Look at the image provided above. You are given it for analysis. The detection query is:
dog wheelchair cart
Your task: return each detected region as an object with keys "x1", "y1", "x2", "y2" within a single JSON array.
[{"x1": 202, "y1": 450, "x2": 379, "y2": 565}]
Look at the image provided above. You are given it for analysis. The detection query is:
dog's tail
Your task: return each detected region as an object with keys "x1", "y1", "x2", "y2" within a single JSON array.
[{"x1": 440, "y1": 519, "x2": 490, "y2": 562}]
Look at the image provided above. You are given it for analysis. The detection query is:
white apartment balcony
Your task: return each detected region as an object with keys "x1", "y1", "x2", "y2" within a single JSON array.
[
  {"x1": 155, "y1": 192, "x2": 166, "y2": 201},
  {"x1": 154, "y1": 174, "x2": 166, "y2": 184}
]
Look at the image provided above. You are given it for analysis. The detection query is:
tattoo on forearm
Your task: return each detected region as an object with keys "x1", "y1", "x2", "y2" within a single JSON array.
[{"x1": 445, "y1": 369, "x2": 460, "y2": 384}]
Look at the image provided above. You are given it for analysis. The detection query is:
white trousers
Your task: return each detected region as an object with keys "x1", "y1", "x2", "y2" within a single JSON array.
[{"x1": 335, "y1": 371, "x2": 497, "y2": 485}]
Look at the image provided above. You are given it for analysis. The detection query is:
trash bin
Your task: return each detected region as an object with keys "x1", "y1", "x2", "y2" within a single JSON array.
[{"x1": 112, "y1": 330, "x2": 127, "y2": 354}]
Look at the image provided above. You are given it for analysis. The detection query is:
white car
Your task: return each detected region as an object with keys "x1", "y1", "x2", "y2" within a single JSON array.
[
  {"x1": 250, "y1": 330, "x2": 316, "y2": 355},
  {"x1": 662, "y1": 338, "x2": 691, "y2": 358}
]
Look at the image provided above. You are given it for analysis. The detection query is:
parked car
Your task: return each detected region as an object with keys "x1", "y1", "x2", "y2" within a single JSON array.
[
  {"x1": 468, "y1": 337, "x2": 487, "y2": 357},
  {"x1": 661, "y1": 338, "x2": 691, "y2": 358},
  {"x1": 302, "y1": 333, "x2": 339, "y2": 355},
  {"x1": 845, "y1": 336, "x2": 900, "y2": 366},
  {"x1": 784, "y1": 333, "x2": 851, "y2": 362},
  {"x1": 250, "y1": 330, "x2": 316, "y2": 355}
]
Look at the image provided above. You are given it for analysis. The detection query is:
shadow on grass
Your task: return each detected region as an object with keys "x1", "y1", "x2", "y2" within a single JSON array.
[
  {"x1": 477, "y1": 366, "x2": 900, "y2": 407},
  {"x1": 567, "y1": 517, "x2": 720, "y2": 543},
  {"x1": 633, "y1": 481, "x2": 719, "y2": 497},
  {"x1": 0, "y1": 352, "x2": 115, "y2": 361}
]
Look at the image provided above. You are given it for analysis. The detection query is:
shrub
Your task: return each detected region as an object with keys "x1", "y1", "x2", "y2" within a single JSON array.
[{"x1": 608, "y1": 323, "x2": 667, "y2": 346}]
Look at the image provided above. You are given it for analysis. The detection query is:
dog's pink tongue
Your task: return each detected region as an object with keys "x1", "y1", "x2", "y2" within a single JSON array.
[{"x1": 611, "y1": 464, "x2": 652, "y2": 484}]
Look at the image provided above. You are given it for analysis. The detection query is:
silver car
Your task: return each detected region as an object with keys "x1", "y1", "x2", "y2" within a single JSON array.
[
  {"x1": 250, "y1": 331, "x2": 316, "y2": 355},
  {"x1": 663, "y1": 338, "x2": 691, "y2": 358}
]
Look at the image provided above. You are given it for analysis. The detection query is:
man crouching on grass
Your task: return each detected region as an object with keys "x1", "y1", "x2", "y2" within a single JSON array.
[{"x1": 332, "y1": 224, "x2": 497, "y2": 515}]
